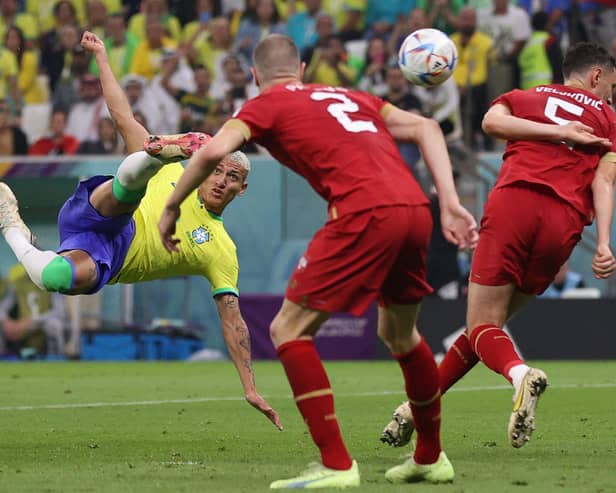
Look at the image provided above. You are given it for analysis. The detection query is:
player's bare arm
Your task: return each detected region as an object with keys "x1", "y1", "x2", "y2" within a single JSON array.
[
  {"x1": 81, "y1": 30, "x2": 149, "y2": 152},
  {"x1": 483, "y1": 103, "x2": 611, "y2": 147},
  {"x1": 383, "y1": 105, "x2": 478, "y2": 249},
  {"x1": 591, "y1": 157, "x2": 616, "y2": 279},
  {"x1": 215, "y1": 294, "x2": 283, "y2": 431},
  {"x1": 159, "y1": 125, "x2": 245, "y2": 252}
]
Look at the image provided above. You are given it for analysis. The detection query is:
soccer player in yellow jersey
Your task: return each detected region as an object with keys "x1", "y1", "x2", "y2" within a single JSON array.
[{"x1": 0, "y1": 31, "x2": 282, "y2": 431}]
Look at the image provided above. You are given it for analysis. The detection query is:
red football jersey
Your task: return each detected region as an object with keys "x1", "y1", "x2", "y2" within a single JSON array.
[
  {"x1": 492, "y1": 84, "x2": 616, "y2": 223},
  {"x1": 231, "y1": 83, "x2": 429, "y2": 217}
]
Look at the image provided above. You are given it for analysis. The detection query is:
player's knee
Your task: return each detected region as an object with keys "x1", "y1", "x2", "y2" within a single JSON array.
[
  {"x1": 269, "y1": 317, "x2": 286, "y2": 348},
  {"x1": 41, "y1": 256, "x2": 75, "y2": 292}
]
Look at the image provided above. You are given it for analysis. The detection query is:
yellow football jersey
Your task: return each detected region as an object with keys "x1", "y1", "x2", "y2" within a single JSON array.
[{"x1": 109, "y1": 163, "x2": 239, "y2": 297}]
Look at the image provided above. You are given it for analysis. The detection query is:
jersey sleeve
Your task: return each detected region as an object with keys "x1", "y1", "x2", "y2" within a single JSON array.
[
  {"x1": 600, "y1": 114, "x2": 616, "y2": 163},
  {"x1": 490, "y1": 89, "x2": 523, "y2": 112},
  {"x1": 206, "y1": 252, "x2": 240, "y2": 298},
  {"x1": 229, "y1": 93, "x2": 277, "y2": 141}
]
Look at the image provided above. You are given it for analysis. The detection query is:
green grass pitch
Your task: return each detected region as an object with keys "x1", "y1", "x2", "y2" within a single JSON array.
[{"x1": 1, "y1": 360, "x2": 615, "y2": 492}]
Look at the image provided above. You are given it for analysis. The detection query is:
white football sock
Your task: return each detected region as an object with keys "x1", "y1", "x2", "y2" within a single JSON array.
[
  {"x1": 115, "y1": 151, "x2": 165, "y2": 190},
  {"x1": 4, "y1": 227, "x2": 59, "y2": 289},
  {"x1": 509, "y1": 364, "x2": 530, "y2": 394}
]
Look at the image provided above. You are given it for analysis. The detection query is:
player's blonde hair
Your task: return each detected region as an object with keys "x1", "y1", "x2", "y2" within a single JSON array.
[{"x1": 224, "y1": 150, "x2": 251, "y2": 174}]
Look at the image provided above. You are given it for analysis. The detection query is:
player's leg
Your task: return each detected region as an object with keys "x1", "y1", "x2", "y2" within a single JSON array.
[
  {"x1": 467, "y1": 281, "x2": 547, "y2": 448},
  {"x1": 269, "y1": 299, "x2": 360, "y2": 489},
  {"x1": 89, "y1": 151, "x2": 167, "y2": 217},
  {"x1": 0, "y1": 183, "x2": 97, "y2": 294},
  {"x1": 378, "y1": 304, "x2": 454, "y2": 484},
  {"x1": 380, "y1": 288, "x2": 534, "y2": 447},
  {"x1": 268, "y1": 208, "x2": 407, "y2": 489}
]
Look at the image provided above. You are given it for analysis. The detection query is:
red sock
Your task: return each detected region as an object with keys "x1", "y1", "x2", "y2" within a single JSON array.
[
  {"x1": 394, "y1": 338, "x2": 441, "y2": 465},
  {"x1": 277, "y1": 340, "x2": 352, "y2": 470},
  {"x1": 469, "y1": 324, "x2": 524, "y2": 383},
  {"x1": 439, "y1": 332, "x2": 479, "y2": 393}
]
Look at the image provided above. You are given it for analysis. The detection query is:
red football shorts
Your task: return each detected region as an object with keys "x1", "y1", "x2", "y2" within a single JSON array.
[
  {"x1": 470, "y1": 185, "x2": 585, "y2": 294},
  {"x1": 285, "y1": 205, "x2": 434, "y2": 316}
]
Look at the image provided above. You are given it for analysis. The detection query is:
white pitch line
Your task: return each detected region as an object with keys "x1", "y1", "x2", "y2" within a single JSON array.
[{"x1": 0, "y1": 382, "x2": 614, "y2": 412}]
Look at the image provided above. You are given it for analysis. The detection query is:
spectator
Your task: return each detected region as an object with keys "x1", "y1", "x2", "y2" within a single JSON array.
[
  {"x1": 0, "y1": 264, "x2": 66, "y2": 358},
  {"x1": 182, "y1": 0, "x2": 219, "y2": 44},
  {"x1": 365, "y1": 0, "x2": 414, "y2": 39},
  {"x1": 150, "y1": 48, "x2": 196, "y2": 134},
  {"x1": 450, "y1": 6, "x2": 494, "y2": 150},
  {"x1": 39, "y1": 0, "x2": 79, "y2": 85},
  {"x1": 4, "y1": 26, "x2": 47, "y2": 106},
  {"x1": 328, "y1": 0, "x2": 366, "y2": 41},
  {"x1": 418, "y1": 0, "x2": 464, "y2": 34},
  {"x1": 287, "y1": 0, "x2": 322, "y2": 53},
  {"x1": 300, "y1": 12, "x2": 335, "y2": 65},
  {"x1": 233, "y1": 0, "x2": 287, "y2": 61},
  {"x1": 130, "y1": 15, "x2": 178, "y2": 80},
  {"x1": 0, "y1": 26, "x2": 23, "y2": 115},
  {"x1": 540, "y1": 261, "x2": 586, "y2": 298},
  {"x1": 41, "y1": 21, "x2": 81, "y2": 93},
  {"x1": 410, "y1": 77, "x2": 462, "y2": 144},
  {"x1": 52, "y1": 45, "x2": 91, "y2": 112},
  {"x1": 65, "y1": 74, "x2": 109, "y2": 142},
  {"x1": 77, "y1": 116, "x2": 123, "y2": 154},
  {"x1": 89, "y1": 13, "x2": 139, "y2": 81},
  {"x1": 517, "y1": 0, "x2": 570, "y2": 45},
  {"x1": 192, "y1": 17, "x2": 235, "y2": 98},
  {"x1": 518, "y1": 11, "x2": 564, "y2": 89},
  {"x1": 478, "y1": 0, "x2": 531, "y2": 98},
  {"x1": 128, "y1": 0, "x2": 182, "y2": 42},
  {"x1": 160, "y1": 61, "x2": 220, "y2": 133},
  {"x1": 383, "y1": 65, "x2": 422, "y2": 172},
  {"x1": 120, "y1": 73, "x2": 166, "y2": 134},
  {"x1": 84, "y1": 0, "x2": 108, "y2": 39},
  {"x1": 221, "y1": 61, "x2": 256, "y2": 117},
  {"x1": 357, "y1": 36, "x2": 390, "y2": 96},
  {"x1": 0, "y1": 98, "x2": 27, "y2": 155},
  {"x1": 304, "y1": 34, "x2": 357, "y2": 87},
  {"x1": 387, "y1": 8, "x2": 429, "y2": 60},
  {"x1": 28, "y1": 108, "x2": 80, "y2": 155},
  {"x1": 0, "y1": 0, "x2": 38, "y2": 49}
]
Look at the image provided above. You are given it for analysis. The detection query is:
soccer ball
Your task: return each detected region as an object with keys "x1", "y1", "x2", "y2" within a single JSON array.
[{"x1": 398, "y1": 28, "x2": 458, "y2": 87}]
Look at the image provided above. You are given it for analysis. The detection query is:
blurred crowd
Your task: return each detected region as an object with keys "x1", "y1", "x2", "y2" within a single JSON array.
[{"x1": 0, "y1": 0, "x2": 614, "y2": 157}]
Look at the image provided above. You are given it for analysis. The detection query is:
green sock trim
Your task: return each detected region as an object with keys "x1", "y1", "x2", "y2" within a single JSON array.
[
  {"x1": 42, "y1": 256, "x2": 74, "y2": 292},
  {"x1": 112, "y1": 177, "x2": 146, "y2": 204}
]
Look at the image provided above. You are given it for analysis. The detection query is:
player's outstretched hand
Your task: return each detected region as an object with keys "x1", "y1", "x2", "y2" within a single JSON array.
[
  {"x1": 560, "y1": 121, "x2": 612, "y2": 147},
  {"x1": 592, "y1": 244, "x2": 616, "y2": 279},
  {"x1": 158, "y1": 204, "x2": 181, "y2": 252},
  {"x1": 440, "y1": 201, "x2": 478, "y2": 250},
  {"x1": 245, "y1": 391, "x2": 284, "y2": 431},
  {"x1": 80, "y1": 31, "x2": 106, "y2": 57}
]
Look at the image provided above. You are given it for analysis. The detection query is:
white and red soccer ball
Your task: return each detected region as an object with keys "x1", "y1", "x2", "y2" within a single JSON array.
[{"x1": 398, "y1": 28, "x2": 458, "y2": 87}]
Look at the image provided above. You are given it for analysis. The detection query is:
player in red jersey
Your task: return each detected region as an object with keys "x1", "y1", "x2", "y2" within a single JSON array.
[
  {"x1": 158, "y1": 34, "x2": 478, "y2": 488},
  {"x1": 380, "y1": 42, "x2": 616, "y2": 451}
]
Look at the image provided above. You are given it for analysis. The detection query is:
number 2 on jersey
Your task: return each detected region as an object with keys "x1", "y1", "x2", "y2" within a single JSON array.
[
  {"x1": 310, "y1": 91, "x2": 378, "y2": 133},
  {"x1": 544, "y1": 96, "x2": 584, "y2": 125}
]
